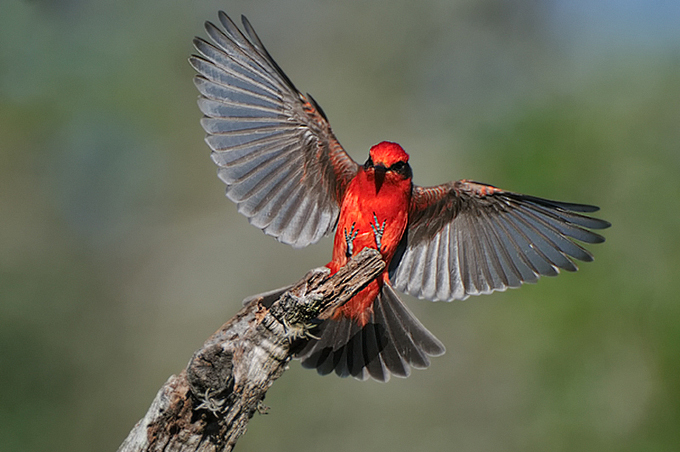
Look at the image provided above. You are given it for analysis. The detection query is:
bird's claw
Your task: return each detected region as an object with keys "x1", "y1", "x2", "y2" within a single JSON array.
[
  {"x1": 344, "y1": 222, "x2": 358, "y2": 258},
  {"x1": 370, "y1": 213, "x2": 387, "y2": 253}
]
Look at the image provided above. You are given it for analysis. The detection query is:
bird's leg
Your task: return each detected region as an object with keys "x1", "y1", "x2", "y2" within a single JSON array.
[
  {"x1": 370, "y1": 212, "x2": 387, "y2": 253},
  {"x1": 344, "y1": 222, "x2": 358, "y2": 258}
]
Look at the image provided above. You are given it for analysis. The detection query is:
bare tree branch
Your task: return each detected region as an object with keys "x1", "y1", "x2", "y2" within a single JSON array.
[{"x1": 117, "y1": 248, "x2": 385, "y2": 452}]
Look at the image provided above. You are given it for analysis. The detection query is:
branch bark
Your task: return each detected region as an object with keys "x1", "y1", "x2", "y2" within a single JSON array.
[{"x1": 117, "y1": 248, "x2": 385, "y2": 452}]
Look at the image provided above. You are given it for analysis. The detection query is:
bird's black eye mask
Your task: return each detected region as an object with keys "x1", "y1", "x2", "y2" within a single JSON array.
[
  {"x1": 364, "y1": 158, "x2": 411, "y2": 178},
  {"x1": 390, "y1": 161, "x2": 412, "y2": 179}
]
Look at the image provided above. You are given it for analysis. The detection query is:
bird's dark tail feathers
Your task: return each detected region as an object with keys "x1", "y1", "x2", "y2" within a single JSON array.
[{"x1": 296, "y1": 284, "x2": 445, "y2": 382}]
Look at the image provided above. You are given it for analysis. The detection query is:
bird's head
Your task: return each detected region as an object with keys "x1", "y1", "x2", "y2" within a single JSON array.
[{"x1": 364, "y1": 142, "x2": 412, "y2": 192}]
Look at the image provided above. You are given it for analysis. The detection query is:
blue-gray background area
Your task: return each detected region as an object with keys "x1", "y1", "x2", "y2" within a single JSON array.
[{"x1": 1, "y1": 1, "x2": 678, "y2": 451}]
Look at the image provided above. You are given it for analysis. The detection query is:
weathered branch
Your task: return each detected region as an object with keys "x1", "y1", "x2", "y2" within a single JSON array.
[{"x1": 117, "y1": 248, "x2": 385, "y2": 452}]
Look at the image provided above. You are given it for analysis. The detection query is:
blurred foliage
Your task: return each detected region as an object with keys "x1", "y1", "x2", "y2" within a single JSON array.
[{"x1": 0, "y1": 1, "x2": 678, "y2": 451}]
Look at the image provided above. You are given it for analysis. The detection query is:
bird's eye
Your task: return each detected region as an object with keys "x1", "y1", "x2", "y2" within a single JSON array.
[
  {"x1": 390, "y1": 161, "x2": 412, "y2": 178},
  {"x1": 364, "y1": 158, "x2": 374, "y2": 170}
]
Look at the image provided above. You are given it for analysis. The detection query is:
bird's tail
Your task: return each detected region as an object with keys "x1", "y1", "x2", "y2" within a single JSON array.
[{"x1": 296, "y1": 283, "x2": 445, "y2": 381}]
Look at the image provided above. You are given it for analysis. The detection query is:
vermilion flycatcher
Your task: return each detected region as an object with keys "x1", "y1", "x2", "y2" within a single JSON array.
[{"x1": 190, "y1": 13, "x2": 610, "y2": 381}]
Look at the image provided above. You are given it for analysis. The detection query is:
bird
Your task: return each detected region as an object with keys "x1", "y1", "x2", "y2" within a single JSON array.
[{"x1": 189, "y1": 12, "x2": 611, "y2": 382}]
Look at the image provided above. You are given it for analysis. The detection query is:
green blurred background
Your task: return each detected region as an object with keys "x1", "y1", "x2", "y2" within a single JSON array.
[{"x1": 1, "y1": 0, "x2": 679, "y2": 451}]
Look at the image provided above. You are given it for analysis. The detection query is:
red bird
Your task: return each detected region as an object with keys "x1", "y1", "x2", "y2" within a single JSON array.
[{"x1": 190, "y1": 13, "x2": 610, "y2": 381}]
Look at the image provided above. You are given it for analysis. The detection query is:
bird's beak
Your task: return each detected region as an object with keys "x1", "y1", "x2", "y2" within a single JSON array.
[{"x1": 373, "y1": 164, "x2": 386, "y2": 192}]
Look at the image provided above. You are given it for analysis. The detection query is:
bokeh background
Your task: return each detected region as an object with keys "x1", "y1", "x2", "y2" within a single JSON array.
[{"x1": 1, "y1": 0, "x2": 679, "y2": 451}]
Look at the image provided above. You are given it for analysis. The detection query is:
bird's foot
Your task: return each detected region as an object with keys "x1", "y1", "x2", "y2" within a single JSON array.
[
  {"x1": 344, "y1": 222, "x2": 358, "y2": 258},
  {"x1": 370, "y1": 212, "x2": 386, "y2": 253}
]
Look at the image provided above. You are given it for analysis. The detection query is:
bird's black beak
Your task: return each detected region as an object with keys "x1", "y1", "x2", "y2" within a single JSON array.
[{"x1": 373, "y1": 164, "x2": 386, "y2": 192}]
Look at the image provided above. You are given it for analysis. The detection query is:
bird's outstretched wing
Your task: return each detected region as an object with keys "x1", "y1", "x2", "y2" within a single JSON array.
[
  {"x1": 190, "y1": 12, "x2": 359, "y2": 247},
  {"x1": 389, "y1": 180, "x2": 611, "y2": 301}
]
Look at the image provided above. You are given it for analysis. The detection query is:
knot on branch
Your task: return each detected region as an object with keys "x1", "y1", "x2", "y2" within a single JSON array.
[
  {"x1": 187, "y1": 344, "x2": 235, "y2": 414},
  {"x1": 268, "y1": 267, "x2": 330, "y2": 341}
]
